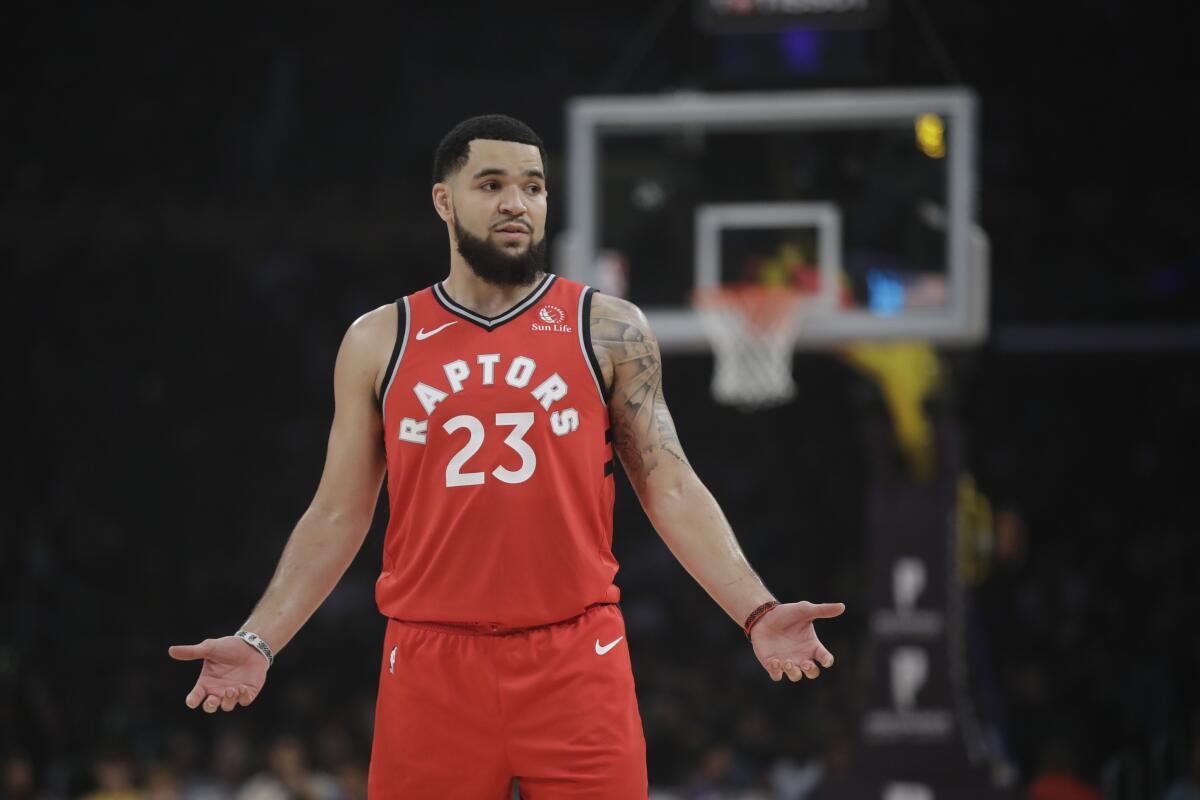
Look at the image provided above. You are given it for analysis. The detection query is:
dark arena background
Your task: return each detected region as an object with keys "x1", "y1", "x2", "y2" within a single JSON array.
[{"x1": 5, "y1": 3, "x2": 1199, "y2": 799}]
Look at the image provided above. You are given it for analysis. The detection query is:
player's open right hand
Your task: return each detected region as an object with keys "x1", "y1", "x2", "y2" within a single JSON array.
[{"x1": 168, "y1": 636, "x2": 268, "y2": 714}]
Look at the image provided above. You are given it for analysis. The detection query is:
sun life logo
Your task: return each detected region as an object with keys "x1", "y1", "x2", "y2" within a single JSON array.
[
  {"x1": 532, "y1": 304, "x2": 572, "y2": 333},
  {"x1": 539, "y1": 305, "x2": 565, "y2": 324}
]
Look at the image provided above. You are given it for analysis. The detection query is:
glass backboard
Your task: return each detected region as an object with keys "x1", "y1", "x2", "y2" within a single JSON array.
[{"x1": 560, "y1": 88, "x2": 987, "y2": 352}]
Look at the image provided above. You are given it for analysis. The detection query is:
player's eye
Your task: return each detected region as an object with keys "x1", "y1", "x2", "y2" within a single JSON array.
[{"x1": 526, "y1": 184, "x2": 542, "y2": 194}]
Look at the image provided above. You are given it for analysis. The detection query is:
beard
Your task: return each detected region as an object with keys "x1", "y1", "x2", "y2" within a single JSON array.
[{"x1": 454, "y1": 217, "x2": 547, "y2": 287}]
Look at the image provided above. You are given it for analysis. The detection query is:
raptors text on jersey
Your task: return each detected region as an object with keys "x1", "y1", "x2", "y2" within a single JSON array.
[{"x1": 377, "y1": 274, "x2": 620, "y2": 627}]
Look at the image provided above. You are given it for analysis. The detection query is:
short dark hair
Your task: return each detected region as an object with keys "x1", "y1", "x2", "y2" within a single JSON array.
[{"x1": 432, "y1": 114, "x2": 546, "y2": 184}]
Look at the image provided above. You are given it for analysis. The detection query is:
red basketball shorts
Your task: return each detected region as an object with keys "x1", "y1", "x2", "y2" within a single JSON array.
[{"x1": 366, "y1": 602, "x2": 648, "y2": 799}]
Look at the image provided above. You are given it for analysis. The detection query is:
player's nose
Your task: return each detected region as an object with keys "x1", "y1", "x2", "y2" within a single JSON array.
[{"x1": 497, "y1": 185, "x2": 528, "y2": 214}]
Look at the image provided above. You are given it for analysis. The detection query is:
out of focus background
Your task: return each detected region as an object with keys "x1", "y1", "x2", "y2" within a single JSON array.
[{"x1": 5, "y1": 3, "x2": 1199, "y2": 799}]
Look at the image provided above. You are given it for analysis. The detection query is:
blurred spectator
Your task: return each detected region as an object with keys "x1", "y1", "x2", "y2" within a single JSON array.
[
  {"x1": 311, "y1": 722, "x2": 354, "y2": 777},
  {"x1": 80, "y1": 749, "x2": 143, "y2": 800},
  {"x1": 766, "y1": 754, "x2": 824, "y2": 800},
  {"x1": 680, "y1": 742, "x2": 770, "y2": 800},
  {"x1": 2, "y1": 750, "x2": 37, "y2": 800},
  {"x1": 1027, "y1": 738, "x2": 1101, "y2": 800},
  {"x1": 1163, "y1": 738, "x2": 1200, "y2": 800},
  {"x1": 144, "y1": 763, "x2": 180, "y2": 800},
  {"x1": 171, "y1": 729, "x2": 250, "y2": 800},
  {"x1": 807, "y1": 733, "x2": 856, "y2": 800},
  {"x1": 235, "y1": 736, "x2": 337, "y2": 800},
  {"x1": 176, "y1": 728, "x2": 251, "y2": 800},
  {"x1": 331, "y1": 762, "x2": 367, "y2": 800},
  {"x1": 994, "y1": 508, "x2": 1028, "y2": 567}
]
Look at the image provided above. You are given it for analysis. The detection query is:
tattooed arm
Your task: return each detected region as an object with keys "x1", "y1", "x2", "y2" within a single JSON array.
[{"x1": 589, "y1": 292, "x2": 777, "y2": 627}]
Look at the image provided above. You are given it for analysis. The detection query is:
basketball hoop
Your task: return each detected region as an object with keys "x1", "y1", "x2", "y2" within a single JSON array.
[{"x1": 692, "y1": 285, "x2": 812, "y2": 410}]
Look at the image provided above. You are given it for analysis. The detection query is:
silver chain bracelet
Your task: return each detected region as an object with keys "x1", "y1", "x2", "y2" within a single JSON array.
[{"x1": 235, "y1": 630, "x2": 275, "y2": 668}]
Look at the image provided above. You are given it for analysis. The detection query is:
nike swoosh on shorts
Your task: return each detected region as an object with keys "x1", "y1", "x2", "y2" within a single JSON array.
[{"x1": 595, "y1": 636, "x2": 624, "y2": 655}]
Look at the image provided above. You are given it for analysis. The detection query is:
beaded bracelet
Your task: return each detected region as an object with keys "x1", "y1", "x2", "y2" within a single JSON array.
[{"x1": 743, "y1": 600, "x2": 780, "y2": 640}]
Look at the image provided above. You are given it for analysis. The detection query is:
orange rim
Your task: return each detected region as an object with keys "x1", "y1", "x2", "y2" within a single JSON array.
[{"x1": 691, "y1": 285, "x2": 812, "y2": 332}]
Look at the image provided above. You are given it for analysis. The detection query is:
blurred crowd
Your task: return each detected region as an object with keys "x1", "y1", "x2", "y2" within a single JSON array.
[
  {"x1": 963, "y1": 349, "x2": 1200, "y2": 800},
  {"x1": 3, "y1": 730, "x2": 366, "y2": 800}
]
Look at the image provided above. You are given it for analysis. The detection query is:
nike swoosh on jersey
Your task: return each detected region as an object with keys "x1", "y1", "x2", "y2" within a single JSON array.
[
  {"x1": 415, "y1": 321, "x2": 458, "y2": 340},
  {"x1": 595, "y1": 636, "x2": 624, "y2": 655}
]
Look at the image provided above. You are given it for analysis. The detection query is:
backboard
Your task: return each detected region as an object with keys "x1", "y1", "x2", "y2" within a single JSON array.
[{"x1": 559, "y1": 88, "x2": 988, "y2": 352}]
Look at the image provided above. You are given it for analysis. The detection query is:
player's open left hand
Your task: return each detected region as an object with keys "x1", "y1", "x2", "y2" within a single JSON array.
[
  {"x1": 749, "y1": 601, "x2": 845, "y2": 683},
  {"x1": 168, "y1": 636, "x2": 268, "y2": 713}
]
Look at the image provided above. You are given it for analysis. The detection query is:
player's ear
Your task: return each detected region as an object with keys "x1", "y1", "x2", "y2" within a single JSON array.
[{"x1": 432, "y1": 183, "x2": 453, "y2": 223}]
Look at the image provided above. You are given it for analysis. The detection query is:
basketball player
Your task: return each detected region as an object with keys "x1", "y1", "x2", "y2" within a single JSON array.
[{"x1": 169, "y1": 115, "x2": 845, "y2": 798}]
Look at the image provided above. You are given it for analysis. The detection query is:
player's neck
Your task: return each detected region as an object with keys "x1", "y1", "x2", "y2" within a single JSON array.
[{"x1": 442, "y1": 261, "x2": 545, "y2": 319}]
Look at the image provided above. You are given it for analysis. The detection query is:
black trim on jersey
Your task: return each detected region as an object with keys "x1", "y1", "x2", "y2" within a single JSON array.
[
  {"x1": 603, "y1": 458, "x2": 615, "y2": 477},
  {"x1": 377, "y1": 298, "x2": 407, "y2": 413},
  {"x1": 604, "y1": 427, "x2": 613, "y2": 444},
  {"x1": 431, "y1": 273, "x2": 556, "y2": 332},
  {"x1": 580, "y1": 287, "x2": 613, "y2": 404}
]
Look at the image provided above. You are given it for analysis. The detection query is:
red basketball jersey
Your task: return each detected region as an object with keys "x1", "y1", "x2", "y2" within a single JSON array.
[{"x1": 377, "y1": 274, "x2": 620, "y2": 628}]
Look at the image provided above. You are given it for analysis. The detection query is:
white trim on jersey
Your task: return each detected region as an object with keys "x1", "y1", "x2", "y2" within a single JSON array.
[
  {"x1": 432, "y1": 273, "x2": 556, "y2": 328},
  {"x1": 381, "y1": 295, "x2": 411, "y2": 422},
  {"x1": 578, "y1": 285, "x2": 607, "y2": 404}
]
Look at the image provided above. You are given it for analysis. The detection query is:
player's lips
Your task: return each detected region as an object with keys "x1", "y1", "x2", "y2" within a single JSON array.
[{"x1": 494, "y1": 224, "x2": 531, "y2": 240}]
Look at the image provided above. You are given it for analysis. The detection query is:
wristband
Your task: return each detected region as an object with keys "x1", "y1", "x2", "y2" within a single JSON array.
[
  {"x1": 235, "y1": 630, "x2": 275, "y2": 667},
  {"x1": 743, "y1": 600, "x2": 780, "y2": 640}
]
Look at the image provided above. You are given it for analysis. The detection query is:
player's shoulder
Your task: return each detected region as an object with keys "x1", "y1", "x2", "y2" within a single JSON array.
[
  {"x1": 340, "y1": 302, "x2": 399, "y2": 364},
  {"x1": 349, "y1": 302, "x2": 398, "y2": 335},
  {"x1": 589, "y1": 292, "x2": 656, "y2": 343},
  {"x1": 590, "y1": 292, "x2": 650, "y2": 328},
  {"x1": 346, "y1": 301, "x2": 397, "y2": 340}
]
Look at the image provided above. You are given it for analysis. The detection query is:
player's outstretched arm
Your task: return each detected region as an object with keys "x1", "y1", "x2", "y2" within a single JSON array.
[
  {"x1": 168, "y1": 305, "x2": 394, "y2": 712},
  {"x1": 590, "y1": 293, "x2": 844, "y2": 684}
]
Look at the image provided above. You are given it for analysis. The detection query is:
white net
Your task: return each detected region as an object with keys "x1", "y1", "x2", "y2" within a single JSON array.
[{"x1": 693, "y1": 286, "x2": 812, "y2": 410}]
